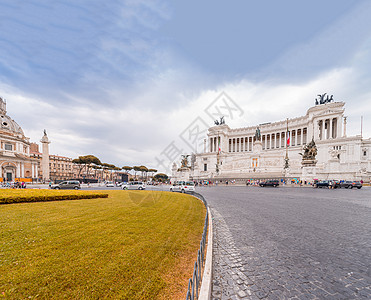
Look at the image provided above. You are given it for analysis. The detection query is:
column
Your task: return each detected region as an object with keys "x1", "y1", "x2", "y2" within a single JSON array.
[
  {"x1": 210, "y1": 138, "x2": 212, "y2": 152},
  {"x1": 41, "y1": 131, "x2": 51, "y2": 181},
  {"x1": 321, "y1": 120, "x2": 325, "y2": 140},
  {"x1": 278, "y1": 133, "x2": 281, "y2": 148},
  {"x1": 32, "y1": 164, "x2": 35, "y2": 178},
  {"x1": 301, "y1": 128, "x2": 304, "y2": 145},
  {"x1": 21, "y1": 163, "x2": 24, "y2": 178},
  {"x1": 16, "y1": 163, "x2": 20, "y2": 178},
  {"x1": 329, "y1": 118, "x2": 333, "y2": 139},
  {"x1": 247, "y1": 137, "x2": 250, "y2": 151},
  {"x1": 332, "y1": 119, "x2": 337, "y2": 138},
  {"x1": 343, "y1": 117, "x2": 347, "y2": 137}
]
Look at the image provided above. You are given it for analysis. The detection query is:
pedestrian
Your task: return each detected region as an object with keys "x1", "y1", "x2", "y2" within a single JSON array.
[{"x1": 49, "y1": 181, "x2": 52, "y2": 189}]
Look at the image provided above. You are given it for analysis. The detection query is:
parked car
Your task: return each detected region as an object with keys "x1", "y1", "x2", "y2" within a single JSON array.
[
  {"x1": 105, "y1": 181, "x2": 115, "y2": 187},
  {"x1": 121, "y1": 181, "x2": 146, "y2": 190},
  {"x1": 51, "y1": 180, "x2": 81, "y2": 190},
  {"x1": 339, "y1": 181, "x2": 362, "y2": 189},
  {"x1": 170, "y1": 181, "x2": 195, "y2": 193},
  {"x1": 259, "y1": 180, "x2": 279, "y2": 187},
  {"x1": 315, "y1": 180, "x2": 339, "y2": 188}
]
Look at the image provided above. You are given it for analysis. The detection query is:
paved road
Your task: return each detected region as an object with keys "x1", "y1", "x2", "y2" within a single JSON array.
[{"x1": 197, "y1": 186, "x2": 371, "y2": 300}]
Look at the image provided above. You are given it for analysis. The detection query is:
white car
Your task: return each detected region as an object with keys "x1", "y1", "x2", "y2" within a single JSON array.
[
  {"x1": 105, "y1": 181, "x2": 115, "y2": 187},
  {"x1": 170, "y1": 181, "x2": 195, "y2": 193},
  {"x1": 122, "y1": 181, "x2": 146, "y2": 190}
]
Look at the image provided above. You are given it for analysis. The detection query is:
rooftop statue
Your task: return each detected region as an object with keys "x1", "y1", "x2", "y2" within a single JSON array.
[
  {"x1": 315, "y1": 93, "x2": 334, "y2": 105},
  {"x1": 214, "y1": 116, "x2": 225, "y2": 126}
]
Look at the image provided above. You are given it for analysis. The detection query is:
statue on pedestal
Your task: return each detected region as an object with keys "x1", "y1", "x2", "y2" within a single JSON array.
[
  {"x1": 180, "y1": 155, "x2": 190, "y2": 169},
  {"x1": 300, "y1": 138, "x2": 317, "y2": 166},
  {"x1": 254, "y1": 126, "x2": 261, "y2": 141}
]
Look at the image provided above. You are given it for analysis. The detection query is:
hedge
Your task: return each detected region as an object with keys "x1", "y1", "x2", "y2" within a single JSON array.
[{"x1": 0, "y1": 190, "x2": 108, "y2": 204}]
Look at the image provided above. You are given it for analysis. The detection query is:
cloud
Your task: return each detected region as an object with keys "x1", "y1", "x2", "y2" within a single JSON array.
[{"x1": 1, "y1": 1, "x2": 371, "y2": 174}]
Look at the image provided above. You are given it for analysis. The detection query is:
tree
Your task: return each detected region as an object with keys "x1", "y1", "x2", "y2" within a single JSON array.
[
  {"x1": 102, "y1": 163, "x2": 117, "y2": 181},
  {"x1": 139, "y1": 166, "x2": 148, "y2": 180},
  {"x1": 148, "y1": 168, "x2": 157, "y2": 180},
  {"x1": 122, "y1": 166, "x2": 132, "y2": 174},
  {"x1": 153, "y1": 173, "x2": 168, "y2": 182},
  {"x1": 72, "y1": 155, "x2": 102, "y2": 178},
  {"x1": 133, "y1": 166, "x2": 141, "y2": 180}
]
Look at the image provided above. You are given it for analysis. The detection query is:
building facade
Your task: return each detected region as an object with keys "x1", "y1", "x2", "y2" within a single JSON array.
[
  {"x1": 30, "y1": 143, "x2": 76, "y2": 181},
  {"x1": 0, "y1": 97, "x2": 39, "y2": 182},
  {"x1": 174, "y1": 99, "x2": 371, "y2": 182}
]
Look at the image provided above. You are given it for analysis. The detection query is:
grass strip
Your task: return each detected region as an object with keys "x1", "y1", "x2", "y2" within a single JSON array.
[{"x1": 0, "y1": 190, "x2": 205, "y2": 299}]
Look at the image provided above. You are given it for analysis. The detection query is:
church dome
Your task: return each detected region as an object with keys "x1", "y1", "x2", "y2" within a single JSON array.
[{"x1": 0, "y1": 97, "x2": 25, "y2": 137}]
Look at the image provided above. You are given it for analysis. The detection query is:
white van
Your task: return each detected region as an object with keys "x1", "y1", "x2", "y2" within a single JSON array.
[
  {"x1": 170, "y1": 181, "x2": 195, "y2": 193},
  {"x1": 122, "y1": 181, "x2": 146, "y2": 190}
]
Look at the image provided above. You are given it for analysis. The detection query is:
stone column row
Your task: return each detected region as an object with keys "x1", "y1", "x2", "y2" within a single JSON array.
[
  {"x1": 318, "y1": 117, "x2": 338, "y2": 140},
  {"x1": 228, "y1": 137, "x2": 254, "y2": 153}
]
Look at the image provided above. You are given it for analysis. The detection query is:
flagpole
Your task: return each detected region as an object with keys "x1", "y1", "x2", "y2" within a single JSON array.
[
  {"x1": 284, "y1": 118, "x2": 289, "y2": 178},
  {"x1": 286, "y1": 118, "x2": 289, "y2": 159},
  {"x1": 216, "y1": 131, "x2": 220, "y2": 175}
]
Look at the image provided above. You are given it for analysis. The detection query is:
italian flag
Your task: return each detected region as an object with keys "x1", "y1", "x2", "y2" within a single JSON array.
[
  {"x1": 287, "y1": 131, "x2": 290, "y2": 146},
  {"x1": 218, "y1": 138, "x2": 221, "y2": 153}
]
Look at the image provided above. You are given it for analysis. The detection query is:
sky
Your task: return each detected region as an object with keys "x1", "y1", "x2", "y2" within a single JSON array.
[{"x1": 0, "y1": 0, "x2": 371, "y2": 173}]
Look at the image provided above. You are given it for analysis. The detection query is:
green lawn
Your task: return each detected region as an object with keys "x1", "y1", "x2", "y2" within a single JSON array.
[{"x1": 0, "y1": 190, "x2": 205, "y2": 299}]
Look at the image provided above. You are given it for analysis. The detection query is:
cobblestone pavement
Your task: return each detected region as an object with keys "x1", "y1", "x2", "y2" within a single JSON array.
[{"x1": 198, "y1": 186, "x2": 371, "y2": 299}]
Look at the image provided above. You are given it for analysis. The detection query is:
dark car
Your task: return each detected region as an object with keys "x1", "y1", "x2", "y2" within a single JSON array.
[
  {"x1": 51, "y1": 180, "x2": 81, "y2": 190},
  {"x1": 259, "y1": 180, "x2": 279, "y2": 187},
  {"x1": 339, "y1": 181, "x2": 362, "y2": 189},
  {"x1": 315, "y1": 180, "x2": 339, "y2": 189}
]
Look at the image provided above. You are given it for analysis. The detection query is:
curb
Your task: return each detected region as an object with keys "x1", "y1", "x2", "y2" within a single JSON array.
[{"x1": 199, "y1": 206, "x2": 213, "y2": 299}]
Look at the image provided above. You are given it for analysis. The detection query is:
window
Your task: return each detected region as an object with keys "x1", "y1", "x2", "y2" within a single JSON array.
[
  {"x1": 4, "y1": 144, "x2": 12, "y2": 151},
  {"x1": 364, "y1": 151, "x2": 367, "y2": 156},
  {"x1": 204, "y1": 164, "x2": 207, "y2": 171}
]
